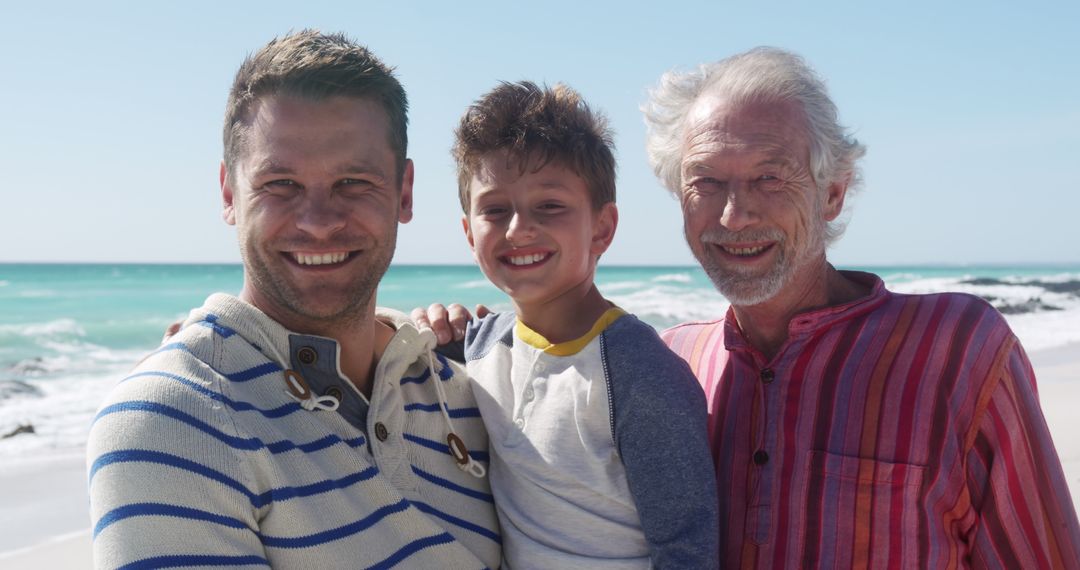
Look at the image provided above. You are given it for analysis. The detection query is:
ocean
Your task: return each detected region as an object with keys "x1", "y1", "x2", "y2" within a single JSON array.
[{"x1": 2, "y1": 262, "x2": 1079, "y2": 459}]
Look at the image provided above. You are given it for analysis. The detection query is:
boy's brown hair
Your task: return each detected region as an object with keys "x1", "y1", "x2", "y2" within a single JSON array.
[
  {"x1": 453, "y1": 81, "x2": 616, "y2": 212},
  {"x1": 223, "y1": 30, "x2": 409, "y2": 182}
]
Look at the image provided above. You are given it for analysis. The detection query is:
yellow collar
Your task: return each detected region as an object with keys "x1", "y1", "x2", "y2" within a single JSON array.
[{"x1": 515, "y1": 307, "x2": 626, "y2": 356}]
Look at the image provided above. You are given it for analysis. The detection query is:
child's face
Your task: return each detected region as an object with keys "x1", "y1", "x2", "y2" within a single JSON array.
[{"x1": 463, "y1": 151, "x2": 617, "y2": 312}]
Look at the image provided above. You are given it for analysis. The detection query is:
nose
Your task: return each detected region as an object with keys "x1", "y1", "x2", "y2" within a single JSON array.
[
  {"x1": 718, "y1": 183, "x2": 758, "y2": 232},
  {"x1": 505, "y1": 211, "x2": 536, "y2": 245},
  {"x1": 295, "y1": 191, "x2": 346, "y2": 239}
]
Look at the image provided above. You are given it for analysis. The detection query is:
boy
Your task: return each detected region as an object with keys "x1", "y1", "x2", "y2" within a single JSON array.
[{"x1": 437, "y1": 81, "x2": 718, "y2": 569}]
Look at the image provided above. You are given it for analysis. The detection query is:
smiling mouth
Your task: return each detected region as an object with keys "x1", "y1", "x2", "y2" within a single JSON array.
[
  {"x1": 291, "y1": 251, "x2": 353, "y2": 266},
  {"x1": 717, "y1": 244, "x2": 774, "y2": 258},
  {"x1": 502, "y1": 252, "x2": 551, "y2": 267}
]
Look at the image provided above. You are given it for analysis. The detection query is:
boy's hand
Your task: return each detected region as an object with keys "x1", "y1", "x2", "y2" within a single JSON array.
[{"x1": 410, "y1": 303, "x2": 489, "y2": 345}]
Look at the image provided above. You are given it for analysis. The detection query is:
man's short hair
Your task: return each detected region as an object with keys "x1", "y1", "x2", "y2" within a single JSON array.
[
  {"x1": 223, "y1": 30, "x2": 409, "y2": 180},
  {"x1": 453, "y1": 81, "x2": 616, "y2": 212},
  {"x1": 642, "y1": 47, "x2": 866, "y2": 244}
]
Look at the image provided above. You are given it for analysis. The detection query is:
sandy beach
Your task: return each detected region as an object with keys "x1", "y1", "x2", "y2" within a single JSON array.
[{"x1": 3, "y1": 344, "x2": 1077, "y2": 568}]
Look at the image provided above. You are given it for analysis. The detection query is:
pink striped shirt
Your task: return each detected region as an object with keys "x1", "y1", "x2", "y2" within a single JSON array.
[{"x1": 662, "y1": 271, "x2": 1080, "y2": 569}]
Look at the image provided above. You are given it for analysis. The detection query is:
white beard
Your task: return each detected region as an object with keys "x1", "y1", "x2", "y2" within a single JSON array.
[{"x1": 692, "y1": 219, "x2": 826, "y2": 307}]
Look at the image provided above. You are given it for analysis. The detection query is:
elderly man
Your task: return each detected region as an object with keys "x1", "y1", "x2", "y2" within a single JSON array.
[
  {"x1": 643, "y1": 47, "x2": 1080, "y2": 568},
  {"x1": 87, "y1": 31, "x2": 500, "y2": 568}
]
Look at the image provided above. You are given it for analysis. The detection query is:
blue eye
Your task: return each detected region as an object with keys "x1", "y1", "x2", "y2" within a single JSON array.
[{"x1": 755, "y1": 175, "x2": 783, "y2": 190}]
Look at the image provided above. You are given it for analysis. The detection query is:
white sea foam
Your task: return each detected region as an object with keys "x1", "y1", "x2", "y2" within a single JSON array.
[
  {"x1": 876, "y1": 274, "x2": 1080, "y2": 352},
  {"x1": 652, "y1": 273, "x2": 693, "y2": 283},
  {"x1": 0, "y1": 280, "x2": 9, "y2": 287},
  {"x1": 0, "y1": 319, "x2": 85, "y2": 339},
  {"x1": 878, "y1": 272, "x2": 925, "y2": 283},
  {"x1": 606, "y1": 285, "x2": 729, "y2": 330},
  {"x1": 0, "y1": 368, "x2": 122, "y2": 459},
  {"x1": 598, "y1": 280, "x2": 649, "y2": 292},
  {"x1": 454, "y1": 279, "x2": 499, "y2": 290}
]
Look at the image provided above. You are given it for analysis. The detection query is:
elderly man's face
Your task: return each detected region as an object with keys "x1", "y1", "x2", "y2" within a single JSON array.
[{"x1": 679, "y1": 96, "x2": 843, "y2": 306}]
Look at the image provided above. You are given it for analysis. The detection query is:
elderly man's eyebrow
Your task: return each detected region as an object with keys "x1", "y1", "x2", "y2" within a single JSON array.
[
  {"x1": 755, "y1": 153, "x2": 801, "y2": 169},
  {"x1": 681, "y1": 160, "x2": 716, "y2": 174}
]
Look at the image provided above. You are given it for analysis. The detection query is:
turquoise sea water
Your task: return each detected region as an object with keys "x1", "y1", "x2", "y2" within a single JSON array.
[{"x1": 1, "y1": 262, "x2": 1079, "y2": 457}]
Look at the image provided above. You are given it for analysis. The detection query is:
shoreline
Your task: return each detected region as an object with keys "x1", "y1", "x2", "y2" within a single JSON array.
[{"x1": 3, "y1": 342, "x2": 1078, "y2": 567}]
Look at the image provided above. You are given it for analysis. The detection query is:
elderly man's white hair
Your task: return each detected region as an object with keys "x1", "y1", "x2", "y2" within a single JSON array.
[{"x1": 642, "y1": 47, "x2": 866, "y2": 244}]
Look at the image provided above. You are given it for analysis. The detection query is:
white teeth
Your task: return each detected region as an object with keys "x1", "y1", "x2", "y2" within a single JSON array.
[
  {"x1": 507, "y1": 253, "x2": 548, "y2": 266},
  {"x1": 294, "y1": 252, "x2": 349, "y2": 265},
  {"x1": 721, "y1": 245, "x2": 768, "y2": 256}
]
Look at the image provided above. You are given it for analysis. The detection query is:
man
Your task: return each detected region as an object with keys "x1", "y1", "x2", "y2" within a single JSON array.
[
  {"x1": 86, "y1": 31, "x2": 500, "y2": 569},
  {"x1": 643, "y1": 47, "x2": 1080, "y2": 568}
]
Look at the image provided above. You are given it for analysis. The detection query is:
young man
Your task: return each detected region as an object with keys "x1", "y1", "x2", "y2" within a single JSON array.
[
  {"x1": 447, "y1": 81, "x2": 718, "y2": 569},
  {"x1": 86, "y1": 31, "x2": 500, "y2": 569}
]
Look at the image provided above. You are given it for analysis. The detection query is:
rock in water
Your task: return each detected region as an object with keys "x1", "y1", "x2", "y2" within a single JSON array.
[{"x1": 1, "y1": 424, "x2": 35, "y2": 439}]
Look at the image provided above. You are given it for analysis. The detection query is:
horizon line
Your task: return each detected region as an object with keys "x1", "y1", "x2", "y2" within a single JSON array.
[{"x1": 3, "y1": 261, "x2": 1080, "y2": 269}]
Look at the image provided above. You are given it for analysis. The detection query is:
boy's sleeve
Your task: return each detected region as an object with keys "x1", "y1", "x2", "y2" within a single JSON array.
[
  {"x1": 603, "y1": 320, "x2": 720, "y2": 569},
  {"x1": 434, "y1": 338, "x2": 466, "y2": 363}
]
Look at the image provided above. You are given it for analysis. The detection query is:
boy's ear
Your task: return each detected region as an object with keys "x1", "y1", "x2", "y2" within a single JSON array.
[
  {"x1": 462, "y1": 215, "x2": 475, "y2": 251},
  {"x1": 590, "y1": 202, "x2": 618, "y2": 257},
  {"x1": 221, "y1": 161, "x2": 236, "y2": 226}
]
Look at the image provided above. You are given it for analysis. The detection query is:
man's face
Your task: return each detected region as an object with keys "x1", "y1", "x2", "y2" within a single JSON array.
[
  {"x1": 678, "y1": 95, "x2": 844, "y2": 306},
  {"x1": 222, "y1": 95, "x2": 413, "y2": 330}
]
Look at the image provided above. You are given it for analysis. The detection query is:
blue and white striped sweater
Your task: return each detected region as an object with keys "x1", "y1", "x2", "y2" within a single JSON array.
[{"x1": 87, "y1": 293, "x2": 501, "y2": 569}]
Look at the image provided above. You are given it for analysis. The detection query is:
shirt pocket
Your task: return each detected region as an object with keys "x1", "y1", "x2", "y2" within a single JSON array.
[{"x1": 799, "y1": 450, "x2": 926, "y2": 570}]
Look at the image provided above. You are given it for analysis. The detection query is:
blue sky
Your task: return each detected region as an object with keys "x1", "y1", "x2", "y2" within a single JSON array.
[{"x1": 2, "y1": 1, "x2": 1077, "y2": 266}]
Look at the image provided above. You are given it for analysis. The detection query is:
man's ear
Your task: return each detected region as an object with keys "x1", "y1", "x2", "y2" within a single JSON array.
[
  {"x1": 823, "y1": 176, "x2": 850, "y2": 222},
  {"x1": 398, "y1": 159, "x2": 415, "y2": 224},
  {"x1": 590, "y1": 202, "x2": 619, "y2": 256},
  {"x1": 221, "y1": 161, "x2": 237, "y2": 226}
]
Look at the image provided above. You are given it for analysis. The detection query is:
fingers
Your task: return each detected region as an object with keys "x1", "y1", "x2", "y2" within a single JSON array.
[
  {"x1": 411, "y1": 303, "x2": 481, "y2": 345},
  {"x1": 409, "y1": 306, "x2": 432, "y2": 333},
  {"x1": 446, "y1": 304, "x2": 472, "y2": 341},
  {"x1": 474, "y1": 304, "x2": 491, "y2": 319},
  {"x1": 410, "y1": 303, "x2": 452, "y2": 345}
]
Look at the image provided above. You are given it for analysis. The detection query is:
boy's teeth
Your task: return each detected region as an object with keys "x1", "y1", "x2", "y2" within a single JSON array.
[
  {"x1": 295, "y1": 252, "x2": 350, "y2": 265},
  {"x1": 508, "y1": 253, "x2": 548, "y2": 266},
  {"x1": 722, "y1": 245, "x2": 767, "y2": 256}
]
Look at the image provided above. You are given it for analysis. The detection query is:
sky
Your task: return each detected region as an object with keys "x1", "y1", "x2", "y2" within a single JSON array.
[{"x1": 2, "y1": 1, "x2": 1077, "y2": 266}]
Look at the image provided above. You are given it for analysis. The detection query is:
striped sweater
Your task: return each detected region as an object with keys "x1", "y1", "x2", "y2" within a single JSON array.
[
  {"x1": 87, "y1": 294, "x2": 501, "y2": 569},
  {"x1": 661, "y1": 271, "x2": 1080, "y2": 569}
]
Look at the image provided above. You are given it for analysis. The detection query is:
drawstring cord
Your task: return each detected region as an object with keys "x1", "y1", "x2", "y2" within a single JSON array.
[
  {"x1": 279, "y1": 330, "x2": 484, "y2": 479},
  {"x1": 283, "y1": 369, "x2": 340, "y2": 411},
  {"x1": 419, "y1": 328, "x2": 486, "y2": 479}
]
